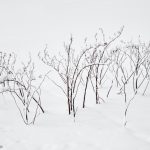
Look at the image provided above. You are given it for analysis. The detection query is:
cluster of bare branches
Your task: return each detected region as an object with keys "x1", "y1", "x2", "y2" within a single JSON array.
[
  {"x1": 39, "y1": 37, "x2": 94, "y2": 117},
  {"x1": 0, "y1": 52, "x2": 44, "y2": 125},
  {"x1": 108, "y1": 39, "x2": 150, "y2": 125},
  {"x1": 39, "y1": 27, "x2": 124, "y2": 117},
  {"x1": 83, "y1": 27, "x2": 124, "y2": 106}
]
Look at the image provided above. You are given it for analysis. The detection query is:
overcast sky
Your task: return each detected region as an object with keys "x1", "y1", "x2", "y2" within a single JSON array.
[{"x1": 0, "y1": 0, "x2": 150, "y2": 55}]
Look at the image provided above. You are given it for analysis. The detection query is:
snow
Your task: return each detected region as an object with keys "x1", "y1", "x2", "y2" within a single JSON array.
[
  {"x1": 0, "y1": 0, "x2": 150, "y2": 149},
  {"x1": 0, "y1": 86, "x2": 150, "y2": 150}
]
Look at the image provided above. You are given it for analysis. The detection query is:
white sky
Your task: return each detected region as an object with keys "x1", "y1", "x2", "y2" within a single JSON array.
[{"x1": 0, "y1": 0, "x2": 150, "y2": 55}]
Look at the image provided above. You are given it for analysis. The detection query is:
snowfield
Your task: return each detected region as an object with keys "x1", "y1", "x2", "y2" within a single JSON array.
[
  {"x1": 0, "y1": 86, "x2": 150, "y2": 150},
  {"x1": 1, "y1": 0, "x2": 150, "y2": 149}
]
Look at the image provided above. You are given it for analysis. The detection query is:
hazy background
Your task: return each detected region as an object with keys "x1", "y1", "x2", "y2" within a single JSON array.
[{"x1": 0, "y1": 0, "x2": 150, "y2": 56}]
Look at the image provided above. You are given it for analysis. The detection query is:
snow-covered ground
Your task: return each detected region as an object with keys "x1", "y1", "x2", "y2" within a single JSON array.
[
  {"x1": 0, "y1": 0, "x2": 150, "y2": 149},
  {"x1": 0, "y1": 84, "x2": 150, "y2": 150}
]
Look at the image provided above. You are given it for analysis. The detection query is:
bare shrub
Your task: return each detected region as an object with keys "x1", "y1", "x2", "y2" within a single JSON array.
[
  {"x1": 39, "y1": 36, "x2": 98, "y2": 117},
  {"x1": 39, "y1": 27, "x2": 124, "y2": 116},
  {"x1": 86, "y1": 27, "x2": 124, "y2": 104},
  {"x1": 0, "y1": 52, "x2": 44, "y2": 125}
]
